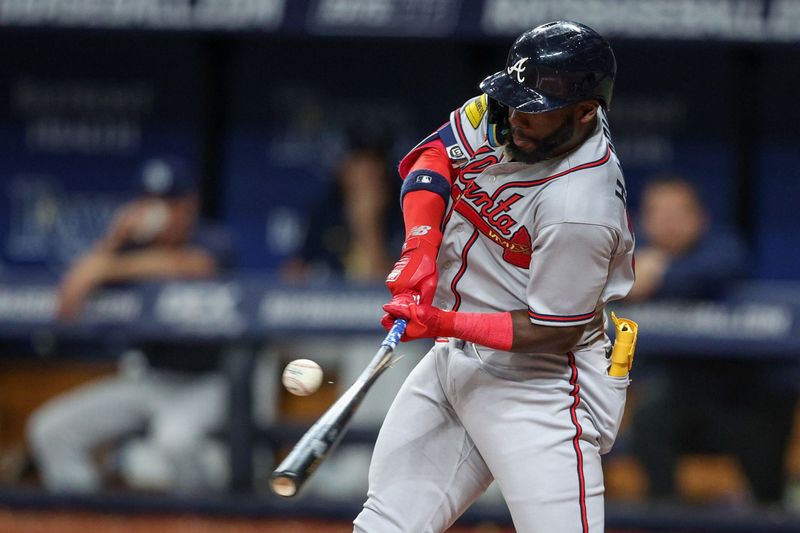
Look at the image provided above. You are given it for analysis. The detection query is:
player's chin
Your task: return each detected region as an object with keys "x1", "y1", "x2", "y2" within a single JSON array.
[
  {"x1": 511, "y1": 132, "x2": 537, "y2": 151},
  {"x1": 505, "y1": 139, "x2": 546, "y2": 164}
]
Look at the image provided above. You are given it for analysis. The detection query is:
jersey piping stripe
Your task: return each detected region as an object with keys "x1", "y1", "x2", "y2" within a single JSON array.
[
  {"x1": 438, "y1": 123, "x2": 460, "y2": 152},
  {"x1": 567, "y1": 351, "x2": 589, "y2": 533},
  {"x1": 452, "y1": 107, "x2": 476, "y2": 158},
  {"x1": 491, "y1": 145, "x2": 612, "y2": 199},
  {"x1": 528, "y1": 309, "x2": 595, "y2": 324},
  {"x1": 450, "y1": 229, "x2": 479, "y2": 311}
]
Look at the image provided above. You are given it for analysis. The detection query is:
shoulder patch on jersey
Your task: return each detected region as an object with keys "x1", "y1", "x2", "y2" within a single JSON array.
[
  {"x1": 448, "y1": 145, "x2": 465, "y2": 160},
  {"x1": 464, "y1": 94, "x2": 488, "y2": 130}
]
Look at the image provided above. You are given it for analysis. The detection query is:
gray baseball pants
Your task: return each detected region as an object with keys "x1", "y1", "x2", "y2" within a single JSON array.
[{"x1": 354, "y1": 338, "x2": 629, "y2": 533}]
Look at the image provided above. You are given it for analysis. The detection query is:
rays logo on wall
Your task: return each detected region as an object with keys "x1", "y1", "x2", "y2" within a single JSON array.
[{"x1": 4, "y1": 177, "x2": 120, "y2": 267}]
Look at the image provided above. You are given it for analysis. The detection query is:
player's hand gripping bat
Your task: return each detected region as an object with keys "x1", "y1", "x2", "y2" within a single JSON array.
[{"x1": 269, "y1": 319, "x2": 407, "y2": 497}]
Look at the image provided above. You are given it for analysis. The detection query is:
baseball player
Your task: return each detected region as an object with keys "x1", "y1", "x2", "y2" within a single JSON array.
[{"x1": 354, "y1": 21, "x2": 635, "y2": 533}]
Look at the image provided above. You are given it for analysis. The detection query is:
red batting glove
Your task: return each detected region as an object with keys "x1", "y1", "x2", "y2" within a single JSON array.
[
  {"x1": 385, "y1": 227, "x2": 440, "y2": 306},
  {"x1": 381, "y1": 293, "x2": 454, "y2": 341}
]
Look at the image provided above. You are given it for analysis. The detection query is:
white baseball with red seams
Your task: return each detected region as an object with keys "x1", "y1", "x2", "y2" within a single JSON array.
[{"x1": 281, "y1": 359, "x2": 323, "y2": 396}]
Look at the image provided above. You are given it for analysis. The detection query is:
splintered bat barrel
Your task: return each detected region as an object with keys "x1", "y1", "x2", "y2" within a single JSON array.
[{"x1": 269, "y1": 319, "x2": 407, "y2": 498}]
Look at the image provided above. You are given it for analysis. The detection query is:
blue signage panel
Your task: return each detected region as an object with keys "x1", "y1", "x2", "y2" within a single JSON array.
[{"x1": 0, "y1": 35, "x2": 203, "y2": 270}]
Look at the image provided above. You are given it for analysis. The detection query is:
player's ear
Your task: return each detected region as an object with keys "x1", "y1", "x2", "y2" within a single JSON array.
[{"x1": 575, "y1": 101, "x2": 598, "y2": 124}]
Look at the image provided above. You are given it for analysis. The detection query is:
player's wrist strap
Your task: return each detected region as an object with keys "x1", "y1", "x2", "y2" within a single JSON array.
[{"x1": 438, "y1": 310, "x2": 514, "y2": 352}]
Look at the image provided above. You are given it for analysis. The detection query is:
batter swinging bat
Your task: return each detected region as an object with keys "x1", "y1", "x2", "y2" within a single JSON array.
[{"x1": 270, "y1": 319, "x2": 408, "y2": 497}]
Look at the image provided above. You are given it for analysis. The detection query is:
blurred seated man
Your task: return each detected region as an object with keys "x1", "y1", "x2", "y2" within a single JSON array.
[
  {"x1": 27, "y1": 157, "x2": 234, "y2": 494},
  {"x1": 629, "y1": 176, "x2": 795, "y2": 506}
]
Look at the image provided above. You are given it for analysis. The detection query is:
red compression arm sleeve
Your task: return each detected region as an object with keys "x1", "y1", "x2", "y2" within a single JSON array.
[
  {"x1": 438, "y1": 310, "x2": 514, "y2": 352},
  {"x1": 402, "y1": 192, "x2": 445, "y2": 243},
  {"x1": 401, "y1": 140, "x2": 457, "y2": 243},
  {"x1": 410, "y1": 140, "x2": 456, "y2": 180}
]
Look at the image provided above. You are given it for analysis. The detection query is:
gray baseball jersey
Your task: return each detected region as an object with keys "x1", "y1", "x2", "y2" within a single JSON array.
[{"x1": 354, "y1": 95, "x2": 635, "y2": 533}]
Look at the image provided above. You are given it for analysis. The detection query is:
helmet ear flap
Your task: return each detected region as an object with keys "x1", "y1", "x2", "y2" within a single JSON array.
[{"x1": 487, "y1": 96, "x2": 510, "y2": 145}]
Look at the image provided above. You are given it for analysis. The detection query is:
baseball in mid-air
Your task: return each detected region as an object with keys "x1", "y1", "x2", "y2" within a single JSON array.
[{"x1": 281, "y1": 359, "x2": 323, "y2": 396}]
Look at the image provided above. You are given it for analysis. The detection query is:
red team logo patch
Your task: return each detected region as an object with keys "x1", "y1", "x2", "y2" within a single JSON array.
[{"x1": 499, "y1": 226, "x2": 532, "y2": 268}]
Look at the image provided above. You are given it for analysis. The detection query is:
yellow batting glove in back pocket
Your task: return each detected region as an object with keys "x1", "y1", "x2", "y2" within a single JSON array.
[{"x1": 609, "y1": 312, "x2": 638, "y2": 377}]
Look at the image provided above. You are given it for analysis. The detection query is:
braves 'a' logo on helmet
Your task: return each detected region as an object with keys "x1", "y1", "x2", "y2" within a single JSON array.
[{"x1": 506, "y1": 57, "x2": 529, "y2": 83}]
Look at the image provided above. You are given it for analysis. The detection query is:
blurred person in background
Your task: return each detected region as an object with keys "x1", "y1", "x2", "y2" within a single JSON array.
[
  {"x1": 629, "y1": 176, "x2": 795, "y2": 507},
  {"x1": 281, "y1": 129, "x2": 404, "y2": 282},
  {"x1": 27, "y1": 157, "x2": 235, "y2": 494},
  {"x1": 626, "y1": 176, "x2": 746, "y2": 302}
]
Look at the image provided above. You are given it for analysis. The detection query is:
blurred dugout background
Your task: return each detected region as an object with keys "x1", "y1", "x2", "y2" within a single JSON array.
[{"x1": 1, "y1": 1, "x2": 800, "y2": 532}]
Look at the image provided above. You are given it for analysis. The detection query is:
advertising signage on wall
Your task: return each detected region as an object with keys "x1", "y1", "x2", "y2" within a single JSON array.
[
  {"x1": 2, "y1": 0, "x2": 800, "y2": 42},
  {"x1": 0, "y1": 0, "x2": 287, "y2": 30}
]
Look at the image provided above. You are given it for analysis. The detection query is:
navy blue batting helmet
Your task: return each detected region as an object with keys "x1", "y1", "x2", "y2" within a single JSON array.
[{"x1": 480, "y1": 21, "x2": 616, "y2": 113}]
